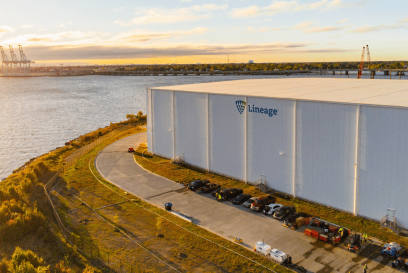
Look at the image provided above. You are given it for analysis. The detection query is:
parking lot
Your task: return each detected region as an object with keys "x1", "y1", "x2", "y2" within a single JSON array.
[{"x1": 96, "y1": 132, "x2": 400, "y2": 272}]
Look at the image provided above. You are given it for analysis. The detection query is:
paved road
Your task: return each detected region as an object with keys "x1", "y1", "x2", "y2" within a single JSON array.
[{"x1": 96, "y1": 132, "x2": 398, "y2": 273}]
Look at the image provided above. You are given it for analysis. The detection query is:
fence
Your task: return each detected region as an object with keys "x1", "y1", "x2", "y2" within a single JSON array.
[{"x1": 43, "y1": 122, "x2": 147, "y2": 272}]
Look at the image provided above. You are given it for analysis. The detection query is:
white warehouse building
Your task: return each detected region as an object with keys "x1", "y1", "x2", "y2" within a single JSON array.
[{"x1": 147, "y1": 78, "x2": 408, "y2": 227}]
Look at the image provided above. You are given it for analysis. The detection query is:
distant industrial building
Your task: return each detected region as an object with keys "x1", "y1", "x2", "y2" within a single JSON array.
[{"x1": 147, "y1": 78, "x2": 408, "y2": 227}]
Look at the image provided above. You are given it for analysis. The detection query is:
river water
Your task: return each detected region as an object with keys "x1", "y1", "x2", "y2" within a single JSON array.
[
  {"x1": 0, "y1": 73, "x2": 405, "y2": 180},
  {"x1": 0, "y1": 75, "x2": 271, "y2": 180}
]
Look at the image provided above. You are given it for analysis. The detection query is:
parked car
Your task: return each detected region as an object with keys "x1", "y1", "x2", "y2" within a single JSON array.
[
  {"x1": 232, "y1": 194, "x2": 252, "y2": 205},
  {"x1": 211, "y1": 187, "x2": 225, "y2": 197},
  {"x1": 200, "y1": 183, "x2": 220, "y2": 193},
  {"x1": 251, "y1": 196, "x2": 276, "y2": 212},
  {"x1": 243, "y1": 197, "x2": 258, "y2": 208},
  {"x1": 273, "y1": 205, "x2": 296, "y2": 220},
  {"x1": 128, "y1": 146, "x2": 134, "y2": 152},
  {"x1": 263, "y1": 204, "x2": 283, "y2": 215},
  {"x1": 220, "y1": 188, "x2": 244, "y2": 201},
  {"x1": 188, "y1": 180, "x2": 210, "y2": 191}
]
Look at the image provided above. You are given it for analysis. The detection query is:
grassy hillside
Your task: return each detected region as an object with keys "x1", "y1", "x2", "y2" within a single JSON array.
[{"x1": 0, "y1": 120, "x2": 142, "y2": 272}]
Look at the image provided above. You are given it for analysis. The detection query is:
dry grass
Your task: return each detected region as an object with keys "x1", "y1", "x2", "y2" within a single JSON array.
[
  {"x1": 58, "y1": 130, "x2": 293, "y2": 273},
  {"x1": 0, "y1": 122, "x2": 142, "y2": 272},
  {"x1": 135, "y1": 146, "x2": 408, "y2": 248}
]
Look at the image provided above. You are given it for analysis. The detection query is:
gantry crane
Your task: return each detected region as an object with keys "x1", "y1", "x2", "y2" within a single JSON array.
[
  {"x1": 19, "y1": 45, "x2": 34, "y2": 75},
  {"x1": 0, "y1": 46, "x2": 10, "y2": 76},
  {"x1": 9, "y1": 45, "x2": 21, "y2": 76}
]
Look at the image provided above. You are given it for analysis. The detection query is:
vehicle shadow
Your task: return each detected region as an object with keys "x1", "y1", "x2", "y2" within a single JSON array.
[{"x1": 195, "y1": 191, "x2": 274, "y2": 219}]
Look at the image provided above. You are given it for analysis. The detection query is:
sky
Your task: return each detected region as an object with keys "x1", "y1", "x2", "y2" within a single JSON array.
[{"x1": 0, "y1": 0, "x2": 407, "y2": 65}]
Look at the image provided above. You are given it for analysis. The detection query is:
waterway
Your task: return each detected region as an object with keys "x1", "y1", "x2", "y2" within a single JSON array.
[
  {"x1": 0, "y1": 73, "x2": 406, "y2": 180},
  {"x1": 0, "y1": 75, "x2": 271, "y2": 180}
]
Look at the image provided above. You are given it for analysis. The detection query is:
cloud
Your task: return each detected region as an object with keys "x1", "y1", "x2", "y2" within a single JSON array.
[
  {"x1": 304, "y1": 26, "x2": 346, "y2": 33},
  {"x1": 3, "y1": 27, "x2": 209, "y2": 47},
  {"x1": 21, "y1": 25, "x2": 33, "y2": 28},
  {"x1": 180, "y1": 0, "x2": 192, "y2": 2},
  {"x1": 231, "y1": 0, "x2": 365, "y2": 18},
  {"x1": 246, "y1": 26, "x2": 281, "y2": 32},
  {"x1": 115, "y1": 4, "x2": 228, "y2": 25},
  {"x1": 350, "y1": 24, "x2": 407, "y2": 33},
  {"x1": 336, "y1": 19, "x2": 348, "y2": 24},
  {"x1": 112, "y1": 7, "x2": 125, "y2": 12},
  {"x1": 23, "y1": 43, "x2": 353, "y2": 61},
  {"x1": 0, "y1": 25, "x2": 14, "y2": 34},
  {"x1": 293, "y1": 21, "x2": 313, "y2": 29},
  {"x1": 27, "y1": 37, "x2": 53, "y2": 42},
  {"x1": 112, "y1": 27, "x2": 209, "y2": 42},
  {"x1": 399, "y1": 16, "x2": 408, "y2": 23},
  {"x1": 1, "y1": 31, "x2": 99, "y2": 45}
]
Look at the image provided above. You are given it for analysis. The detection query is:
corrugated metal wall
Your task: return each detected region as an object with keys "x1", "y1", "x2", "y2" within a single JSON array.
[
  {"x1": 358, "y1": 106, "x2": 408, "y2": 227},
  {"x1": 147, "y1": 89, "x2": 153, "y2": 152},
  {"x1": 152, "y1": 90, "x2": 173, "y2": 158},
  {"x1": 148, "y1": 89, "x2": 408, "y2": 226},
  {"x1": 209, "y1": 94, "x2": 246, "y2": 180},
  {"x1": 247, "y1": 98, "x2": 295, "y2": 194},
  {"x1": 174, "y1": 92, "x2": 208, "y2": 168},
  {"x1": 296, "y1": 101, "x2": 358, "y2": 212}
]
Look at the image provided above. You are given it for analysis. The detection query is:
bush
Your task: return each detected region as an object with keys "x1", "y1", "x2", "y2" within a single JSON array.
[
  {"x1": 83, "y1": 265, "x2": 101, "y2": 273},
  {"x1": 0, "y1": 200, "x2": 46, "y2": 242},
  {"x1": 10, "y1": 247, "x2": 48, "y2": 273},
  {"x1": 13, "y1": 260, "x2": 36, "y2": 273},
  {"x1": 11, "y1": 247, "x2": 44, "y2": 269}
]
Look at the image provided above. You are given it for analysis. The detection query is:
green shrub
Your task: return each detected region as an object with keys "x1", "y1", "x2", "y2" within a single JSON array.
[
  {"x1": 10, "y1": 247, "x2": 48, "y2": 273},
  {"x1": 13, "y1": 260, "x2": 36, "y2": 273},
  {"x1": 11, "y1": 247, "x2": 44, "y2": 269},
  {"x1": 0, "y1": 200, "x2": 46, "y2": 242},
  {"x1": 83, "y1": 265, "x2": 101, "y2": 273}
]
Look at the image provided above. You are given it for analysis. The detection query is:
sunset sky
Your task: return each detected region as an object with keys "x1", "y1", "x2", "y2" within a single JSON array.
[{"x1": 1, "y1": 0, "x2": 407, "y2": 65}]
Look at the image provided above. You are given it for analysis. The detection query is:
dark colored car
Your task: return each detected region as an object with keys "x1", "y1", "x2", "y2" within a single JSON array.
[
  {"x1": 221, "y1": 188, "x2": 244, "y2": 201},
  {"x1": 250, "y1": 195, "x2": 276, "y2": 212},
  {"x1": 200, "y1": 183, "x2": 221, "y2": 193},
  {"x1": 188, "y1": 180, "x2": 210, "y2": 191},
  {"x1": 211, "y1": 187, "x2": 225, "y2": 197},
  {"x1": 273, "y1": 205, "x2": 296, "y2": 220},
  {"x1": 232, "y1": 194, "x2": 252, "y2": 205}
]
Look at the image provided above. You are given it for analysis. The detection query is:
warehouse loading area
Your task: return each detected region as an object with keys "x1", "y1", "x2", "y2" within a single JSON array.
[
  {"x1": 96, "y1": 133, "x2": 402, "y2": 272},
  {"x1": 147, "y1": 78, "x2": 408, "y2": 229}
]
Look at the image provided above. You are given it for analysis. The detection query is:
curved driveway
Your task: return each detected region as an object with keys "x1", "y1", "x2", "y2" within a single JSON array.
[{"x1": 96, "y1": 132, "x2": 394, "y2": 273}]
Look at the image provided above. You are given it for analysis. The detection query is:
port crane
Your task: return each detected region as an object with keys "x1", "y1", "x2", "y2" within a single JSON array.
[
  {"x1": 19, "y1": 45, "x2": 34, "y2": 75},
  {"x1": 0, "y1": 46, "x2": 10, "y2": 76},
  {"x1": 9, "y1": 45, "x2": 21, "y2": 76},
  {"x1": 0, "y1": 45, "x2": 34, "y2": 76}
]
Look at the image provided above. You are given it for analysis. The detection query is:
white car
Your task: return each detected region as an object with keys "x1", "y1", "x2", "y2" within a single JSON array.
[
  {"x1": 263, "y1": 204, "x2": 283, "y2": 215},
  {"x1": 243, "y1": 197, "x2": 258, "y2": 208}
]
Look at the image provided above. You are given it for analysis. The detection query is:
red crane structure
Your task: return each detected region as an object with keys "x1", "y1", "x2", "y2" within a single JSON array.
[{"x1": 357, "y1": 46, "x2": 365, "y2": 79}]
